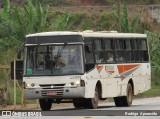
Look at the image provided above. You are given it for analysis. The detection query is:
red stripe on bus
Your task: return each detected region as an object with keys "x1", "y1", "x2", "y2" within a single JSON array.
[{"x1": 117, "y1": 64, "x2": 140, "y2": 74}]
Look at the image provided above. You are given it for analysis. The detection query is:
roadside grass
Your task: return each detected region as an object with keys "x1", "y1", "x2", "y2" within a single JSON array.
[
  {"x1": 0, "y1": 79, "x2": 37, "y2": 105},
  {"x1": 9, "y1": 81, "x2": 37, "y2": 104},
  {"x1": 9, "y1": 80, "x2": 37, "y2": 104},
  {"x1": 135, "y1": 82, "x2": 160, "y2": 98}
]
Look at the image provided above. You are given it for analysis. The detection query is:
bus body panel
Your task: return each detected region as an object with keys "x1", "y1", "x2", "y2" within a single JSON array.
[
  {"x1": 84, "y1": 79, "x2": 98, "y2": 98},
  {"x1": 84, "y1": 62, "x2": 151, "y2": 98},
  {"x1": 23, "y1": 76, "x2": 85, "y2": 99},
  {"x1": 24, "y1": 87, "x2": 85, "y2": 99}
]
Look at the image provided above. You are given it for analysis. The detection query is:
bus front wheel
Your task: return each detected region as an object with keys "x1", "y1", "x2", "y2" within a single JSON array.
[
  {"x1": 87, "y1": 87, "x2": 99, "y2": 109},
  {"x1": 73, "y1": 99, "x2": 85, "y2": 108},
  {"x1": 114, "y1": 83, "x2": 133, "y2": 107},
  {"x1": 39, "y1": 99, "x2": 52, "y2": 111}
]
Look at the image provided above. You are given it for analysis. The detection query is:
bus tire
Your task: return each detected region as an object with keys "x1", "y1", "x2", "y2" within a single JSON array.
[
  {"x1": 73, "y1": 99, "x2": 84, "y2": 109},
  {"x1": 114, "y1": 97, "x2": 122, "y2": 107},
  {"x1": 87, "y1": 87, "x2": 99, "y2": 109},
  {"x1": 114, "y1": 83, "x2": 133, "y2": 107},
  {"x1": 123, "y1": 83, "x2": 133, "y2": 106},
  {"x1": 39, "y1": 99, "x2": 52, "y2": 111}
]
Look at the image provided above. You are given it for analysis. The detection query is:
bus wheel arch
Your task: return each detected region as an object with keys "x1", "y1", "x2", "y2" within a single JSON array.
[
  {"x1": 125, "y1": 82, "x2": 133, "y2": 106},
  {"x1": 96, "y1": 81, "x2": 102, "y2": 99},
  {"x1": 85, "y1": 81, "x2": 101, "y2": 109},
  {"x1": 96, "y1": 80, "x2": 106, "y2": 100},
  {"x1": 114, "y1": 81, "x2": 133, "y2": 107},
  {"x1": 128, "y1": 79, "x2": 134, "y2": 95},
  {"x1": 86, "y1": 86, "x2": 99, "y2": 109}
]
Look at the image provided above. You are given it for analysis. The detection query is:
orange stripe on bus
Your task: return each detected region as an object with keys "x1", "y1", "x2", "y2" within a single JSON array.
[
  {"x1": 117, "y1": 64, "x2": 140, "y2": 74},
  {"x1": 96, "y1": 66, "x2": 103, "y2": 70}
]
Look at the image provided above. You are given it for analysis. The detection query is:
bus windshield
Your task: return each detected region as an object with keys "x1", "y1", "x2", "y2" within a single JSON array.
[{"x1": 25, "y1": 44, "x2": 84, "y2": 76}]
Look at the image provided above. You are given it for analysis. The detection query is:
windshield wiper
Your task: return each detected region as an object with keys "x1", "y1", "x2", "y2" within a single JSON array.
[{"x1": 52, "y1": 43, "x2": 67, "y2": 72}]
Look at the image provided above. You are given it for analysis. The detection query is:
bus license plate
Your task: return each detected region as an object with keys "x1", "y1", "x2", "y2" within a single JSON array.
[{"x1": 47, "y1": 91, "x2": 57, "y2": 96}]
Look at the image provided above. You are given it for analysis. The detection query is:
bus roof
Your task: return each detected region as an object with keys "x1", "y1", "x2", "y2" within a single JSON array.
[
  {"x1": 26, "y1": 31, "x2": 147, "y2": 39},
  {"x1": 26, "y1": 31, "x2": 80, "y2": 37},
  {"x1": 81, "y1": 32, "x2": 147, "y2": 38}
]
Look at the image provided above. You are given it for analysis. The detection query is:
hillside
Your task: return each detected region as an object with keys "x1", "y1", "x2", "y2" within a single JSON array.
[{"x1": 0, "y1": 0, "x2": 158, "y2": 32}]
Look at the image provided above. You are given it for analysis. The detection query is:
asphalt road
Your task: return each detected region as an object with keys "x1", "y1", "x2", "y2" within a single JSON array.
[
  {"x1": 41, "y1": 97, "x2": 160, "y2": 116},
  {"x1": 1, "y1": 97, "x2": 160, "y2": 119}
]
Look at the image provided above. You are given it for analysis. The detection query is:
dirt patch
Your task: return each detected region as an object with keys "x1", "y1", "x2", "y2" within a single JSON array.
[{"x1": 51, "y1": 5, "x2": 149, "y2": 16}]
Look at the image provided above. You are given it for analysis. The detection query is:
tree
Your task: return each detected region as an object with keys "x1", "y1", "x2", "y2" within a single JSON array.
[
  {"x1": 13, "y1": 0, "x2": 49, "y2": 39},
  {"x1": 146, "y1": 31, "x2": 160, "y2": 84},
  {"x1": 113, "y1": 2, "x2": 140, "y2": 33},
  {"x1": 0, "y1": 0, "x2": 50, "y2": 105}
]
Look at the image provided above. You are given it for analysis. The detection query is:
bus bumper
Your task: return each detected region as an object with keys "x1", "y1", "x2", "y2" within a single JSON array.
[{"x1": 24, "y1": 87, "x2": 85, "y2": 100}]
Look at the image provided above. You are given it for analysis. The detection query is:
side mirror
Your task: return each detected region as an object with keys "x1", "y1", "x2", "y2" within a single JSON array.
[
  {"x1": 11, "y1": 60, "x2": 23, "y2": 80},
  {"x1": 17, "y1": 50, "x2": 21, "y2": 59}
]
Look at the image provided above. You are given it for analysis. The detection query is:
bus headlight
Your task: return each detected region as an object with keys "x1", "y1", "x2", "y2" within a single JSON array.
[
  {"x1": 25, "y1": 83, "x2": 31, "y2": 88},
  {"x1": 75, "y1": 80, "x2": 80, "y2": 86},
  {"x1": 25, "y1": 83, "x2": 36, "y2": 88},
  {"x1": 31, "y1": 83, "x2": 36, "y2": 87}
]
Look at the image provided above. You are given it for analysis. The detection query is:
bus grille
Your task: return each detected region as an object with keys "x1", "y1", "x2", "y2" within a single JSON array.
[
  {"x1": 39, "y1": 84, "x2": 65, "y2": 97},
  {"x1": 39, "y1": 84, "x2": 65, "y2": 89}
]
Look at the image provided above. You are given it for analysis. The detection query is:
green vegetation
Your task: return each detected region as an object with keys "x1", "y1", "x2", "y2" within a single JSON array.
[
  {"x1": 0, "y1": 0, "x2": 160, "y2": 105},
  {"x1": 136, "y1": 83, "x2": 160, "y2": 98},
  {"x1": 49, "y1": 11, "x2": 115, "y2": 31},
  {"x1": 113, "y1": 3, "x2": 140, "y2": 33},
  {"x1": 52, "y1": 12, "x2": 85, "y2": 31},
  {"x1": 146, "y1": 31, "x2": 160, "y2": 84}
]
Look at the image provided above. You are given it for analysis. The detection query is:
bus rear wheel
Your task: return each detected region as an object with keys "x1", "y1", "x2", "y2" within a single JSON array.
[
  {"x1": 114, "y1": 83, "x2": 133, "y2": 107},
  {"x1": 39, "y1": 99, "x2": 52, "y2": 111},
  {"x1": 86, "y1": 87, "x2": 99, "y2": 109}
]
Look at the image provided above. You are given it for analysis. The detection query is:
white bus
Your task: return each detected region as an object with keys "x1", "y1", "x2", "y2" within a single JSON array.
[{"x1": 23, "y1": 31, "x2": 151, "y2": 110}]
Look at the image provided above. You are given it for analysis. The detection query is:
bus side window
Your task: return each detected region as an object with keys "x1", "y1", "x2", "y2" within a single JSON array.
[
  {"x1": 124, "y1": 39, "x2": 132, "y2": 62},
  {"x1": 104, "y1": 39, "x2": 115, "y2": 63},
  {"x1": 85, "y1": 43, "x2": 95, "y2": 72},
  {"x1": 95, "y1": 52, "x2": 105, "y2": 63},
  {"x1": 115, "y1": 39, "x2": 124, "y2": 63},
  {"x1": 130, "y1": 39, "x2": 135, "y2": 62},
  {"x1": 138, "y1": 39, "x2": 149, "y2": 62},
  {"x1": 94, "y1": 39, "x2": 105, "y2": 63},
  {"x1": 85, "y1": 44, "x2": 94, "y2": 64},
  {"x1": 104, "y1": 39, "x2": 114, "y2": 50},
  {"x1": 135, "y1": 39, "x2": 140, "y2": 62},
  {"x1": 130, "y1": 39, "x2": 139, "y2": 62}
]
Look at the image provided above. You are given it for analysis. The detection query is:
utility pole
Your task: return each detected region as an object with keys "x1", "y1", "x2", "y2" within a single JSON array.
[
  {"x1": 118, "y1": 0, "x2": 121, "y2": 32},
  {"x1": 14, "y1": 60, "x2": 16, "y2": 109}
]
